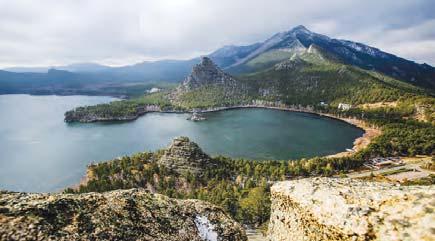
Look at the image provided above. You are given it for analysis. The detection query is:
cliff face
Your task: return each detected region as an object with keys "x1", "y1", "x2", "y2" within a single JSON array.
[
  {"x1": 267, "y1": 178, "x2": 435, "y2": 241},
  {"x1": 0, "y1": 189, "x2": 247, "y2": 241}
]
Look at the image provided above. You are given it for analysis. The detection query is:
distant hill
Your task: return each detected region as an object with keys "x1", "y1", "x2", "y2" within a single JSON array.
[
  {"x1": 4, "y1": 63, "x2": 111, "y2": 73},
  {"x1": 0, "y1": 60, "x2": 197, "y2": 96}
]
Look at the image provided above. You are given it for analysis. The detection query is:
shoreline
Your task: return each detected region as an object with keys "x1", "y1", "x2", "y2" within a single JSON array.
[{"x1": 323, "y1": 115, "x2": 381, "y2": 158}]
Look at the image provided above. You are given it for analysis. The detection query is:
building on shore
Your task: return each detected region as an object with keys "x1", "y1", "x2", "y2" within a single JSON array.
[
  {"x1": 364, "y1": 157, "x2": 404, "y2": 170},
  {"x1": 338, "y1": 103, "x2": 352, "y2": 111},
  {"x1": 145, "y1": 88, "x2": 161, "y2": 94}
]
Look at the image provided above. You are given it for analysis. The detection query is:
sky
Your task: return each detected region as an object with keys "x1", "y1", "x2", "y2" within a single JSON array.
[{"x1": 0, "y1": 0, "x2": 434, "y2": 68}]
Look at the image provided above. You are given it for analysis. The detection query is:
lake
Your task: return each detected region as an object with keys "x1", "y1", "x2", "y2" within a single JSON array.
[{"x1": 0, "y1": 95, "x2": 364, "y2": 192}]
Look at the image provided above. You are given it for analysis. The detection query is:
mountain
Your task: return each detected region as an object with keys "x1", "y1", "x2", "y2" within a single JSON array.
[
  {"x1": 0, "y1": 68, "x2": 117, "y2": 95},
  {"x1": 173, "y1": 48, "x2": 427, "y2": 109},
  {"x1": 3, "y1": 66, "x2": 51, "y2": 73},
  {"x1": 105, "y1": 58, "x2": 199, "y2": 82},
  {"x1": 209, "y1": 25, "x2": 435, "y2": 90},
  {"x1": 238, "y1": 44, "x2": 429, "y2": 105},
  {"x1": 2, "y1": 59, "x2": 197, "y2": 82},
  {"x1": 0, "y1": 59, "x2": 198, "y2": 96},
  {"x1": 57, "y1": 62, "x2": 112, "y2": 72},
  {"x1": 0, "y1": 69, "x2": 80, "y2": 95},
  {"x1": 208, "y1": 43, "x2": 262, "y2": 68}
]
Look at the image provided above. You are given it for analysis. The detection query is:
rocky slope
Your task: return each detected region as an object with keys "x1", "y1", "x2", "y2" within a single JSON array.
[
  {"x1": 267, "y1": 178, "x2": 435, "y2": 241},
  {"x1": 179, "y1": 57, "x2": 238, "y2": 92},
  {"x1": 0, "y1": 188, "x2": 247, "y2": 241}
]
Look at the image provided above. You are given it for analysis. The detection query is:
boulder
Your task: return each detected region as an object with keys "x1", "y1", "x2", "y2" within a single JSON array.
[{"x1": 267, "y1": 178, "x2": 435, "y2": 241}]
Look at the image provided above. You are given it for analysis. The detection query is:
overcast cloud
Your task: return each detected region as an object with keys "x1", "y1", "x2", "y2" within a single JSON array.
[{"x1": 0, "y1": 0, "x2": 434, "y2": 67}]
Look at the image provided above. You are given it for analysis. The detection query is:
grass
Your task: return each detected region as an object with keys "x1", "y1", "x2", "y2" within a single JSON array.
[
  {"x1": 381, "y1": 168, "x2": 414, "y2": 176},
  {"x1": 401, "y1": 174, "x2": 435, "y2": 186},
  {"x1": 246, "y1": 50, "x2": 294, "y2": 67}
]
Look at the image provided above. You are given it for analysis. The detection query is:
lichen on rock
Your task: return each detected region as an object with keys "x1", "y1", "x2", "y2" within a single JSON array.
[
  {"x1": 267, "y1": 177, "x2": 435, "y2": 241},
  {"x1": 0, "y1": 188, "x2": 247, "y2": 241}
]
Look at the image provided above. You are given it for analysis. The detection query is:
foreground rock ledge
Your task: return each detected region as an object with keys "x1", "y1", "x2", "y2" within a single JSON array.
[
  {"x1": 0, "y1": 189, "x2": 247, "y2": 241},
  {"x1": 268, "y1": 178, "x2": 434, "y2": 241}
]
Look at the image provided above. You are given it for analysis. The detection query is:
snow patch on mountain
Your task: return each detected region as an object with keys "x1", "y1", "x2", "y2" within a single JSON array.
[{"x1": 339, "y1": 40, "x2": 388, "y2": 58}]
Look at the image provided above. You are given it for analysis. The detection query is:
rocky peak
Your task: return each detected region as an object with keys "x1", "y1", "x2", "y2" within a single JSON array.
[
  {"x1": 157, "y1": 137, "x2": 216, "y2": 175},
  {"x1": 181, "y1": 57, "x2": 237, "y2": 91},
  {"x1": 290, "y1": 25, "x2": 312, "y2": 34},
  {"x1": 199, "y1": 56, "x2": 215, "y2": 67},
  {"x1": 0, "y1": 189, "x2": 247, "y2": 240}
]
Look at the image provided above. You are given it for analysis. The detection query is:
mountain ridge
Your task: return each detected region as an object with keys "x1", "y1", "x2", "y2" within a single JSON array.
[{"x1": 214, "y1": 25, "x2": 434, "y2": 90}]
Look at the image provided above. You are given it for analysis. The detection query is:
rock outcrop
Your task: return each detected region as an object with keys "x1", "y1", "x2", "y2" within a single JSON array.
[
  {"x1": 0, "y1": 188, "x2": 247, "y2": 241},
  {"x1": 157, "y1": 136, "x2": 216, "y2": 175},
  {"x1": 171, "y1": 57, "x2": 250, "y2": 107},
  {"x1": 267, "y1": 178, "x2": 435, "y2": 241},
  {"x1": 180, "y1": 57, "x2": 238, "y2": 91}
]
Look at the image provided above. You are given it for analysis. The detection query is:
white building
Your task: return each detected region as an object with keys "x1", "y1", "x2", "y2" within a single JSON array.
[
  {"x1": 338, "y1": 103, "x2": 352, "y2": 111},
  {"x1": 146, "y1": 88, "x2": 161, "y2": 94}
]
